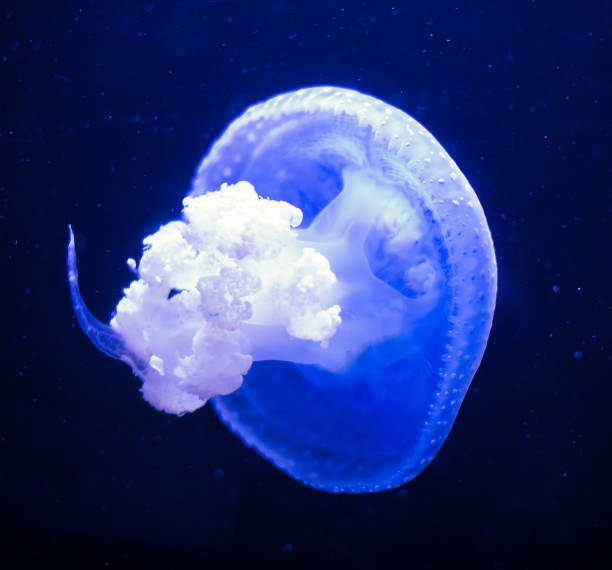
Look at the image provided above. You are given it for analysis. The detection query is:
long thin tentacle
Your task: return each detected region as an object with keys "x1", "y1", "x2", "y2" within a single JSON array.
[{"x1": 66, "y1": 225, "x2": 127, "y2": 360}]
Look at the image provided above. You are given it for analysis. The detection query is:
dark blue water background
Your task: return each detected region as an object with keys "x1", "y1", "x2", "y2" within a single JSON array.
[{"x1": 3, "y1": 0, "x2": 611, "y2": 567}]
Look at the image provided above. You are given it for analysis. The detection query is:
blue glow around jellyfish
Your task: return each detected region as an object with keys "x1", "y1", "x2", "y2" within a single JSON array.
[{"x1": 67, "y1": 86, "x2": 497, "y2": 493}]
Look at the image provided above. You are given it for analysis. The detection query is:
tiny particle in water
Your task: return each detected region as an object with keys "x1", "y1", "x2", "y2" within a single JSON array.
[
  {"x1": 127, "y1": 258, "x2": 137, "y2": 273},
  {"x1": 552, "y1": 284, "x2": 560, "y2": 292},
  {"x1": 282, "y1": 544, "x2": 294, "y2": 553},
  {"x1": 573, "y1": 351, "x2": 583, "y2": 360}
]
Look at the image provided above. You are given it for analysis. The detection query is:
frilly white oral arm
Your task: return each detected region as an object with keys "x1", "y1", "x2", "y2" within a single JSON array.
[{"x1": 67, "y1": 182, "x2": 344, "y2": 415}]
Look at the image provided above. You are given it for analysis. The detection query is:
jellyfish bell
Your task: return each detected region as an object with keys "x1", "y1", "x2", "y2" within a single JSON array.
[{"x1": 68, "y1": 86, "x2": 497, "y2": 493}]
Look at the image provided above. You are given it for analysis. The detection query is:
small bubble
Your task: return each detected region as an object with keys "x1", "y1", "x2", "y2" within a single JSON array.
[
  {"x1": 552, "y1": 284, "x2": 560, "y2": 292},
  {"x1": 573, "y1": 351, "x2": 583, "y2": 360}
]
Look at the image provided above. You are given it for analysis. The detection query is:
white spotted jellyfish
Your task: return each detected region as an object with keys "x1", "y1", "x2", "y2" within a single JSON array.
[{"x1": 67, "y1": 86, "x2": 497, "y2": 493}]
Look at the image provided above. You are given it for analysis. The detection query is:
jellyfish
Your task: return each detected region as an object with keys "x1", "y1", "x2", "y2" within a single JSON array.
[{"x1": 67, "y1": 86, "x2": 497, "y2": 493}]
